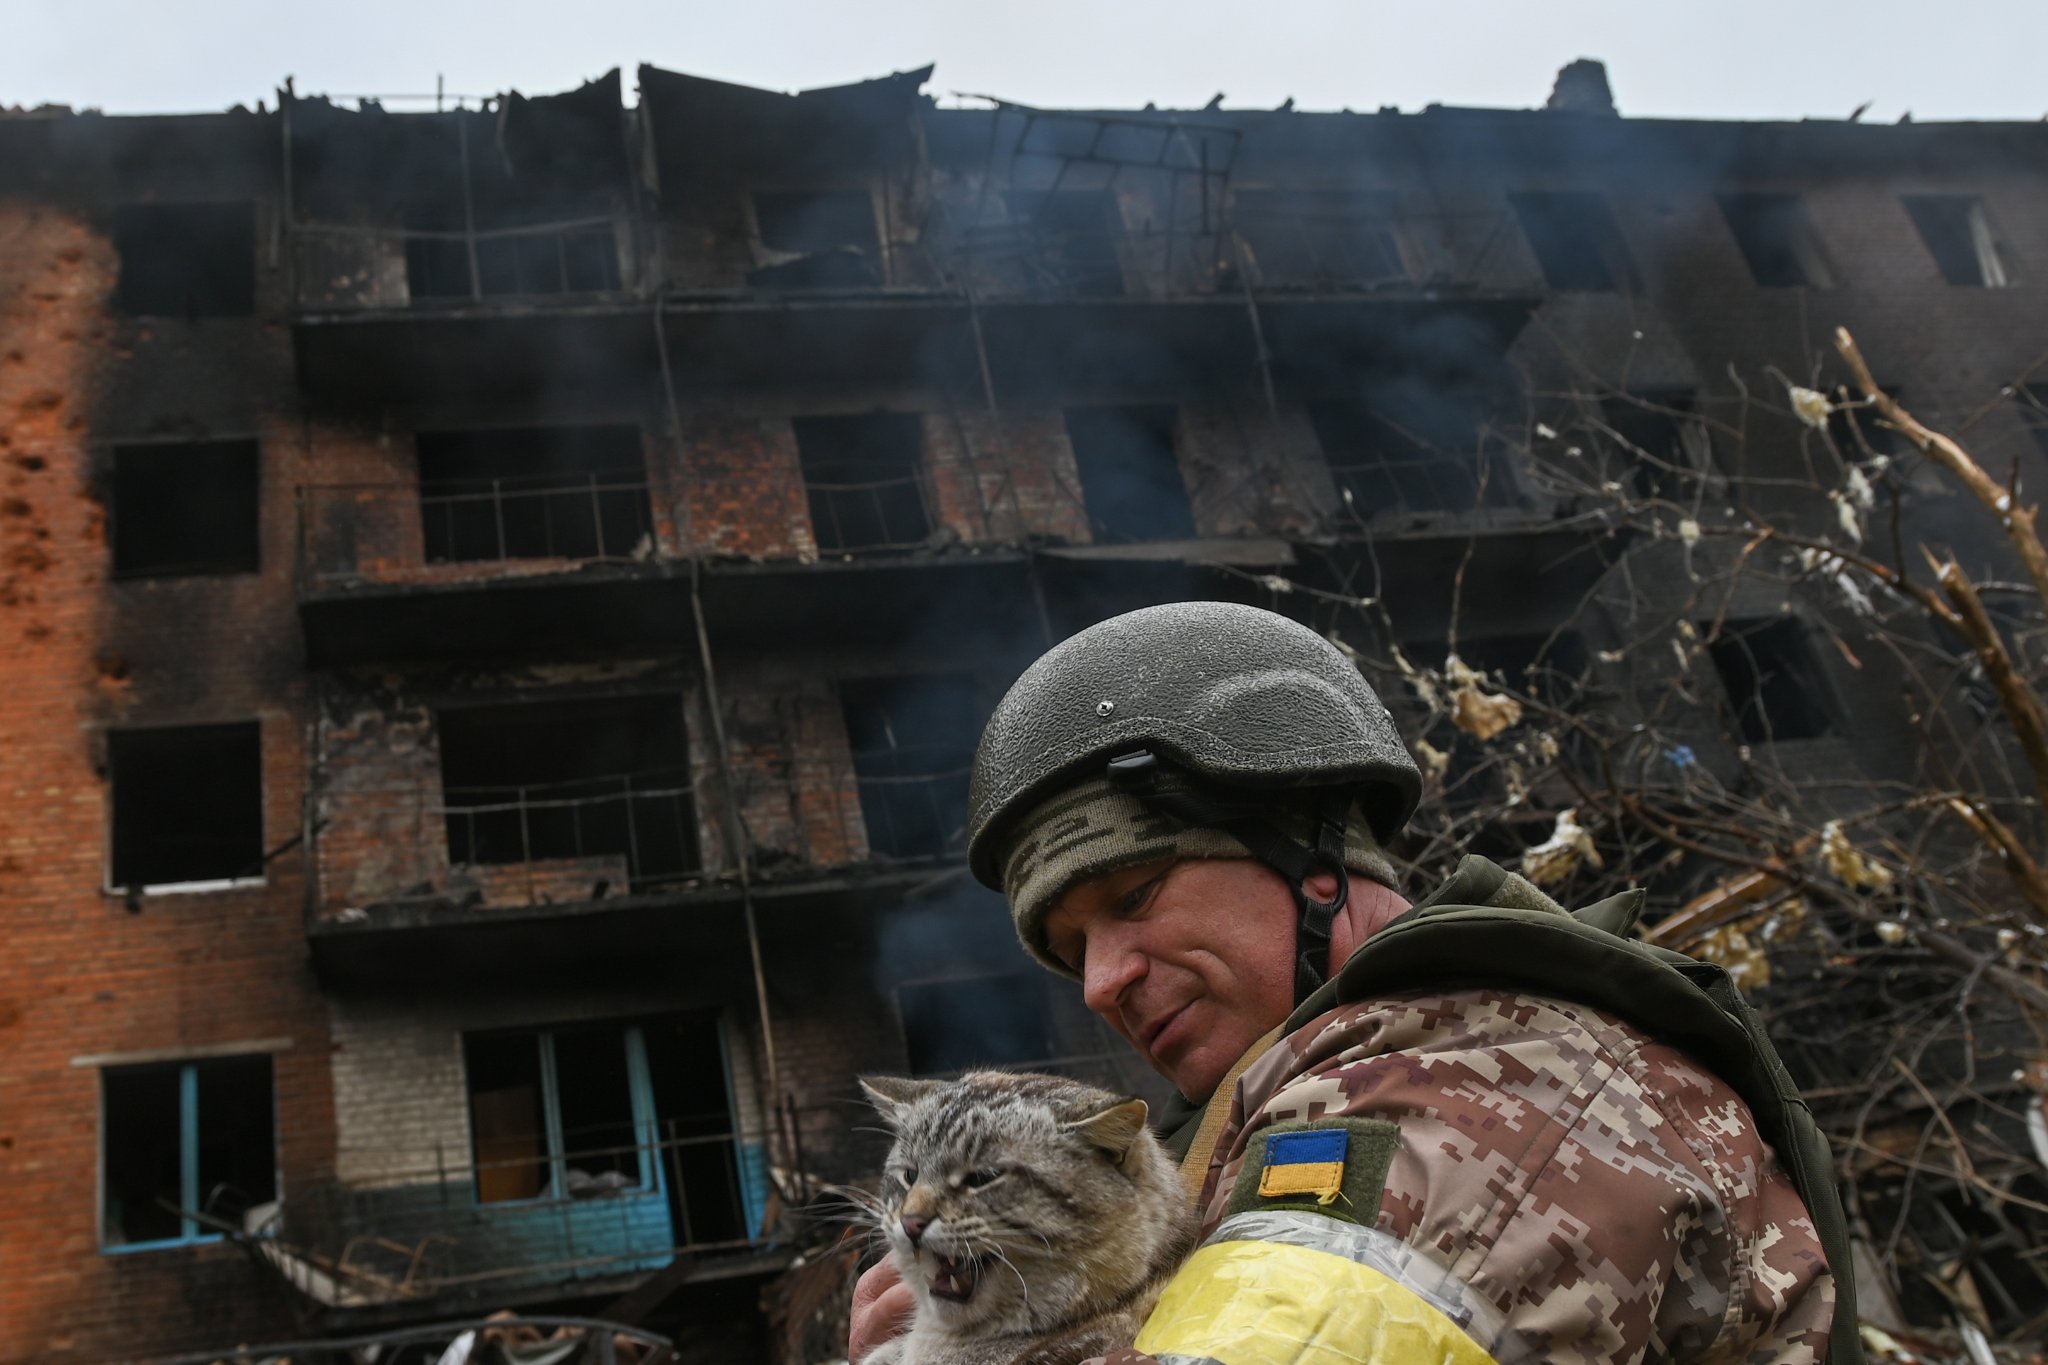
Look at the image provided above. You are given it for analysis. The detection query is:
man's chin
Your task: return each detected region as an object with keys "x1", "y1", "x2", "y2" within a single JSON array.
[
  {"x1": 1157, "y1": 1041, "x2": 1233, "y2": 1104},
  {"x1": 1158, "y1": 1025, "x2": 1269, "y2": 1104}
]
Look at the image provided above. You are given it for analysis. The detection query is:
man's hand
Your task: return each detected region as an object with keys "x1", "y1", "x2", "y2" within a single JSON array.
[{"x1": 849, "y1": 1258, "x2": 915, "y2": 1363}]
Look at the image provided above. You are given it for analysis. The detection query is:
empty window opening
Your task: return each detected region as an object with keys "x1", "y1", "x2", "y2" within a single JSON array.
[
  {"x1": 899, "y1": 973, "x2": 1055, "y2": 1076},
  {"x1": 467, "y1": 1026, "x2": 646, "y2": 1202},
  {"x1": 1308, "y1": 386, "x2": 1507, "y2": 517},
  {"x1": 1718, "y1": 194, "x2": 1833, "y2": 287},
  {"x1": 748, "y1": 190, "x2": 881, "y2": 290},
  {"x1": 1235, "y1": 190, "x2": 1408, "y2": 288},
  {"x1": 466, "y1": 1016, "x2": 750, "y2": 1242},
  {"x1": 438, "y1": 695, "x2": 699, "y2": 890},
  {"x1": 841, "y1": 674, "x2": 980, "y2": 860},
  {"x1": 102, "y1": 1055, "x2": 274, "y2": 1250},
  {"x1": 641, "y1": 1014, "x2": 752, "y2": 1244},
  {"x1": 467, "y1": 1033, "x2": 551, "y2": 1202},
  {"x1": 1508, "y1": 191, "x2": 1634, "y2": 292},
  {"x1": 1600, "y1": 392, "x2": 1701, "y2": 502},
  {"x1": 1706, "y1": 619, "x2": 1834, "y2": 743},
  {"x1": 114, "y1": 203, "x2": 255, "y2": 317},
  {"x1": 1903, "y1": 196, "x2": 2010, "y2": 288},
  {"x1": 793, "y1": 414, "x2": 930, "y2": 553},
  {"x1": 417, "y1": 425, "x2": 652, "y2": 564},
  {"x1": 1064, "y1": 406, "x2": 1195, "y2": 542},
  {"x1": 1402, "y1": 632, "x2": 1588, "y2": 807},
  {"x1": 1010, "y1": 190, "x2": 1126, "y2": 297},
  {"x1": 111, "y1": 439, "x2": 260, "y2": 578},
  {"x1": 404, "y1": 199, "x2": 621, "y2": 301},
  {"x1": 109, "y1": 722, "x2": 264, "y2": 891}
]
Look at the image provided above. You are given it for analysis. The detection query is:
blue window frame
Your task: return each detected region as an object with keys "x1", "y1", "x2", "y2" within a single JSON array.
[
  {"x1": 465, "y1": 1025, "x2": 660, "y2": 1205},
  {"x1": 101, "y1": 1054, "x2": 275, "y2": 1252}
]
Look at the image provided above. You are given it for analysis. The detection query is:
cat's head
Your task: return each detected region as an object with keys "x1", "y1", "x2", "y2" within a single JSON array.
[{"x1": 861, "y1": 1070, "x2": 1185, "y2": 1333}]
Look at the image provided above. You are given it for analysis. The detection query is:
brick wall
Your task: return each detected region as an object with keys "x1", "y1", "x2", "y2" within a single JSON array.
[
  {"x1": 0, "y1": 178, "x2": 338, "y2": 1361},
  {"x1": 676, "y1": 413, "x2": 815, "y2": 560}
]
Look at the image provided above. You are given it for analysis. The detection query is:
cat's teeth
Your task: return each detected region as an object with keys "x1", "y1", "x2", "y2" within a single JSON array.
[{"x1": 929, "y1": 1255, "x2": 979, "y2": 1303}]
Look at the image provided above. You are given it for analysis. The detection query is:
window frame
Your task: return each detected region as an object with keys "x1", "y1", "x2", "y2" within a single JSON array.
[
  {"x1": 747, "y1": 185, "x2": 882, "y2": 258},
  {"x1": 1704, "y1": 617, "x2": 1839, "y2": 745},
  {"x1": 108, "y1": 435, "x2": 263, "y2": 580},
  {"x1": 1716, "y1": 192, "x2": 1835, "y2": 288},
  {"x1": 464, "y1": 1024, "x2": 663, "y2": 1208},
  {"x1": 1901, "y1": 194, "x2": 2012, "y2": 288},
  {"x1": 1507, "y1": 190, "x2": 1637, "y2": 292},
  {"x1": 103, "y1": 720, "x2": 267, "y2": 897},
  {"x1": 112, "y1": 201, "x2": 258, "y2": 318},
  {"x1": 99, "y1": 1055, "x2": 277, "y2": 1255}
]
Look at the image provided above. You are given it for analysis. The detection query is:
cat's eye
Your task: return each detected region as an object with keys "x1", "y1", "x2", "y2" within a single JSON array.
[
  {"x1": 895, "y1": 1166, "x2": 918, "y2": 1187},
  {"x1": 960, "y1": 1168, "x2": 1003, "y2": 1189}
]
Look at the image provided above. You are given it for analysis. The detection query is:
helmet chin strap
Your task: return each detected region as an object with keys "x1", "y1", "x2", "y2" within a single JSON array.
[{"x1": 1106, "y1": 750, "x2": 1352, "y2": 1005}]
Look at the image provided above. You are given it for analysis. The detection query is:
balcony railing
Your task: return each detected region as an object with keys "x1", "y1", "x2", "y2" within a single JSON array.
[
  {"x1": 235, "y1": 1126, "x2": 763, "y2": 1310},
  {"x1": 313, "y1": 767, "x2": 704, "y2": 920},
  {"x1": 313, "y1": 760, "x2": 977, "y2": 921},
  {"x1": 442, "y1": 770, "x2": 702, "y2": 894},
  {"x1": 802, "y1": 470, "x2": 934, "y2": 555},
  {"x1": 424, "y1": 470, "x2": 654, "y2": 565},
  {"x1": 849, "y1": 761, "x2": 972, "y2": 861},
  {"x1": 298, "y1": 476, "x2": 660, "y2": 592},
  {"x1": 290, "y1": 217, "x2": 634, "y2": 312}
]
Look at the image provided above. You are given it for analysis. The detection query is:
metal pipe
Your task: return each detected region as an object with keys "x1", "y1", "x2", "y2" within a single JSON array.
[
  {"x1": 686, "y1": 558, "x2": 783, "y2": 1167},
  {"x1": 456, "y1": 114, "x2": 483, "y2": 301}
]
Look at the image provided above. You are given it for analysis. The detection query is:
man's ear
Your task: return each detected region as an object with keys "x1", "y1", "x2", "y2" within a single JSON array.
[
  {"x1": 860, "y1": 1075, "x2": 940, "y2": 1128},
  {"x1": 1065, "y1": 1098, "x2": 1150, "y2": 1163}
]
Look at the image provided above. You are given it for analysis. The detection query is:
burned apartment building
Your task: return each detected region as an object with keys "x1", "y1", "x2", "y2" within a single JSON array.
[{"x1": 3, "y1": 57, "x2": 2047, "y2": 1362}]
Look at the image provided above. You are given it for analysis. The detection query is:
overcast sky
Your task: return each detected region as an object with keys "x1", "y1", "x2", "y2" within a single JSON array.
[{"x1": 11, "y1": 0, "x2": 2046, "y2": 124}]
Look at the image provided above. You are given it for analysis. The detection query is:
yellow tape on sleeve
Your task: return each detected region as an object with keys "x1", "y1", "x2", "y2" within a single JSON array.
[{"x1": 1134, "y1": 1238, "x2": 1501, "y2": 1365}]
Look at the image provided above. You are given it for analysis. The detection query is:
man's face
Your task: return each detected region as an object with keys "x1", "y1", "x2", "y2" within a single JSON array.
[{"x1": 1041, "y1": 857, "x2": 1298, "y2": 1101}]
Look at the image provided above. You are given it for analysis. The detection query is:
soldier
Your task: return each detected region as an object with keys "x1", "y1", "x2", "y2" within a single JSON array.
[{"x1": 852, "y1": 601, "x2": 1859, "y2": 1365}]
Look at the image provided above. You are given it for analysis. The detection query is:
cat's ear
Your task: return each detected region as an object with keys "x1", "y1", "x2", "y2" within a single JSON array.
[
  {"x1": 861, "y1": 1075, "x2": 940, "y2": 1128},
  {"x1": 1065, "y1": 1098, "x2": 1150, "y2": 1164}
]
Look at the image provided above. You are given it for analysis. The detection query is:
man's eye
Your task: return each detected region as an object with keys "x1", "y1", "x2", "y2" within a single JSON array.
[
  {"x1": 1117, "y1": 872, "x2": 1165, "y2": 916},
  {"x1": 961, "y1": 1168, "x2": 1003, "y2": 1189}
]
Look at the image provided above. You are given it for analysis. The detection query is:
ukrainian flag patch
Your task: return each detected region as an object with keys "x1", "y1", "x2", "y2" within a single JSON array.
[
  {"x1": 1257, "y1": 1127, "x2": 1350, "y2": 1203},
  {"x1": 1228, "y1": 1117, "x2": 1399, "y2": 1221}
]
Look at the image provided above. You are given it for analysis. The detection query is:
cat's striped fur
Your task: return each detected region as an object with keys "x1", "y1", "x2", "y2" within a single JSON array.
[{"x1": 860, "y1": 1071, "x2": 1194, "y2": 1365}]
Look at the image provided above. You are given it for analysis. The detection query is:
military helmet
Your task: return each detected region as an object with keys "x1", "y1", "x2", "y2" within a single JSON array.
[{"x1": 967, "y1": 600, "x2": 1422, "y2": 892}]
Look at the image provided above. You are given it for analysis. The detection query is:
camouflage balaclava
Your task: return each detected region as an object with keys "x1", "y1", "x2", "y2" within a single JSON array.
[{"x1": 995, "y1": 775, "x2": 1398, "y2": 979}]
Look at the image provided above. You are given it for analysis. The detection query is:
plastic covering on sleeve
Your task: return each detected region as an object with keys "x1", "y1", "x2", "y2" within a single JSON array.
[{"x1": 1133, "y1": 1211, "x2": 1507, "y2": 1365}]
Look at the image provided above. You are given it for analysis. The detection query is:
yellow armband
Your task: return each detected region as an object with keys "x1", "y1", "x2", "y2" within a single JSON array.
[{"x1": 1134, "y1": 1213, "x2": 1505, "y2": 1365}]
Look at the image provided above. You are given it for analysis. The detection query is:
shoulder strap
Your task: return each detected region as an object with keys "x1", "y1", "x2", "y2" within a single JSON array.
[
  {"x1": 1179, "y1": 1024, "x2": 1284, "y2": 1206},
  {"x1": 1330, "y1": 904, "x2": 1865, "y2": 1365}
]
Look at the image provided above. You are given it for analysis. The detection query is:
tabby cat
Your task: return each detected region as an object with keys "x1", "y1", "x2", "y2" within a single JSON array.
[{"x1": 860, "y1": 1070, "x2": 1195, "y2": 1365}]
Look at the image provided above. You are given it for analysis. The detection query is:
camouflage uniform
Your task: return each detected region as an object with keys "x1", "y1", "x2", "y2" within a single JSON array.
[{"x1": 1108, "y1": 859, "x2": 1838, "y2": 1365}]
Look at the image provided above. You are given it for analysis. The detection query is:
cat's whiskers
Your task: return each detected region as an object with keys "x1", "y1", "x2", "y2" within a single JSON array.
[{"x1": 977, "y1": 1236, "x2": 1036, "y2": 1317}]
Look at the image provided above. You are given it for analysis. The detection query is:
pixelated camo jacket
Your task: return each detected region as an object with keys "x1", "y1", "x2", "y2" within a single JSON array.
[{"x1": 1115, "y1": 975, "x2": 1836, "y2": 1363}]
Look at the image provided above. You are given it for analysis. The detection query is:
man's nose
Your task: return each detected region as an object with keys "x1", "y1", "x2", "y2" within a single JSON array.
[
  {"x1": 901, "y1": 1212, "x2": 931, "y2": 1246},
  {"x1": 1081, "y1": 935, "x2": 1146, "y2": 1016}
]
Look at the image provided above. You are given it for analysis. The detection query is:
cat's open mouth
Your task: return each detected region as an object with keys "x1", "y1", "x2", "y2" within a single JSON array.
[{"x1": 927, "y1": 1253, "x2": 983, "y2": 1303}]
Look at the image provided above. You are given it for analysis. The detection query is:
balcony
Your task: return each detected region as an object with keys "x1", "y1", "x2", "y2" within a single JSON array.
[
  {"x1": 307, "y1": 755, "x2": 975, "y2": 981},
  {"x1": 289, "y1": 217, "x2": 654, "y2": 407},
  {"x1": 296, "y1": 463, "x2": 1040, "y2": 665},
  {"x1": 240, "y1": 1115, "x2": 775, "y2": 1316},
  {"x1": 285, "y1": 77, "x2": 654, "y2": 406},
  {"x1": 295, "y1": 459, "x2": 693, "y2": 665}
]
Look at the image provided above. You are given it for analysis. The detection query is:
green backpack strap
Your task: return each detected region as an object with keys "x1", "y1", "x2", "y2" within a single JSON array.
[{"x1": 1330, "y1": 903, "x2": 1865, "y2": 1365}]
